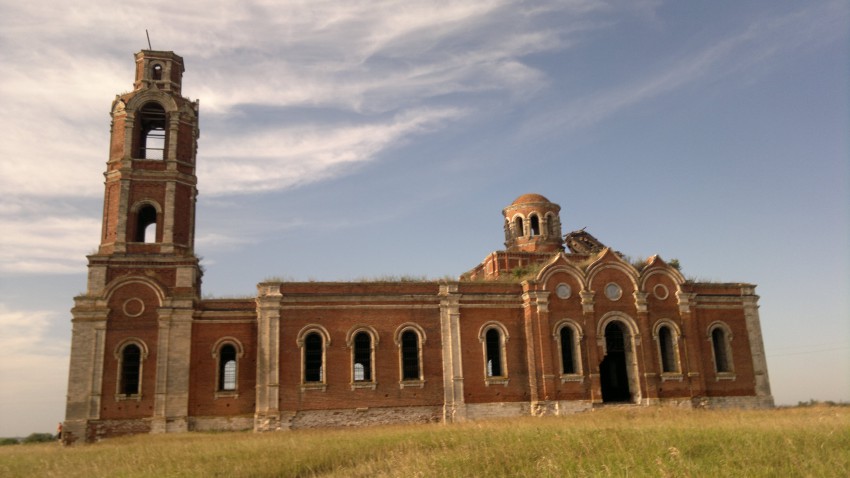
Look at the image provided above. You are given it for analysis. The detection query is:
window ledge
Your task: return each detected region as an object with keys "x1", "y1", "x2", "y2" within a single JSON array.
[
  {"x1": 215, "y1": 391, "x2": 239, "y2": 399},
  {"x1": 399, "y1": 380, "x2": 426, "y2": 389},
  {"x1": 115, "y1": 394, "x2": 142, "y2": 402},
  {"x1": 660, "y1": 373, "x2": 684, "y2": 382},
  {"x1": 351, "y1": 382, "x2": 377, "y2": 391},
  {"x1": 715, "y1": 373, "x2": 736, "y2": 381},
  {"x1": 485, "y1": 377, "x2": 509, "y2": 387},
  {"x1": 560, "y1": 374, "x2": 584, "y2": 383},
  {"x1": 301, "y1": 383, "x2": 327, "y2": 392}
]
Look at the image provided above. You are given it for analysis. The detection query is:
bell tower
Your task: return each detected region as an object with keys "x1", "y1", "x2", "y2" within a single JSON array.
[
  {"x1": 64, "y1": 51, "x2": 201, "y2": 444},
  {"x1": 100, "y1": 50, "x2": 199, "y2": 257}
]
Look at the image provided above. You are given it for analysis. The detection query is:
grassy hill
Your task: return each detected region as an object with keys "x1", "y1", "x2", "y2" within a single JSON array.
[{"x1": 1, "y1": 405, "x2": 848, "y2": 477}]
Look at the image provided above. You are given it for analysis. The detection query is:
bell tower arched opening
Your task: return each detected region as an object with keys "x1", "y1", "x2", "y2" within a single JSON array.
[
  {"x1": 134, "y1": 204, "x2": 158, "y2": 243},
  {"x1": 135, "y1": 102, "x2": 167, "y2": 160}
]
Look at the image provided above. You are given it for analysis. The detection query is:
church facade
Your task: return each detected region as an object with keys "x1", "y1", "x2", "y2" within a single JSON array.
[{"x1": 62, "y1": 51, "x2": 773, "y2": 444}]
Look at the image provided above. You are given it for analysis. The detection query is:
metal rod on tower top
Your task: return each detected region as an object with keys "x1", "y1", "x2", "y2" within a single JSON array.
[{"x1": 146, "y1": 30, "x2": 152, "y2": 50}]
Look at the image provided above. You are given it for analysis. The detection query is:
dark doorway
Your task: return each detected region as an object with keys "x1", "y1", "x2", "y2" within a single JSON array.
[{"x1": 600, "y1": 322, "x2": 631, "y2": 403}]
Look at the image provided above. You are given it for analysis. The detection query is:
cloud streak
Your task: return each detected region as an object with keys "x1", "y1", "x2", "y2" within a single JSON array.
[{"x1": 520, "y1": 1, "x2": 848, "y2": 137}]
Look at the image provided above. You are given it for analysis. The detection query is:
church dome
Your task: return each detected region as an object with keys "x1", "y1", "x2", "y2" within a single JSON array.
[{"x1": 511, "y1": 193, "x2": 551, "y2": 206}]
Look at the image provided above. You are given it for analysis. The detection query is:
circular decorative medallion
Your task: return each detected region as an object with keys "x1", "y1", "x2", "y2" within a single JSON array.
[
  {"x1": 653, "y1": 284, "x2": 670, "y2": 300},
  {"x1": 555, "y1": 283, "x2": 572, "y2": 299},
  {"x1": 123, "y1": 298, "x2": 145, "y2": 317},
  {"x1": 604, "y1": 283, "x2": 622, "y2": 301}
]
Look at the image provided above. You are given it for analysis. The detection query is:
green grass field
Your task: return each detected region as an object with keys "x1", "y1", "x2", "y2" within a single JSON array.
[{"x1": 2, "y1": 406, "x2": 848, "y2": 477}]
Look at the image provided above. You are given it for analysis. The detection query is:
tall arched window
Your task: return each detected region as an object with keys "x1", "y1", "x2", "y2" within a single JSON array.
[
  {"x1": 353, "y1": 331, "x2": 372, "y2": 382},
  {"x1": 479, "y1": 322, "x2": 509, "y2": 384},
  {"x1": 554, "y1": 320, "x2": 583, "y2": 381},
  {"x1": 134, "y1": 204, "x2": 158, "y2": 243},
  {"x1": 120, "y1": 344, "x2": 141, "y2": 396},
  {"x1": 485, "y1": 328, "x2": 504, "y2": 377},
  {"x1": 400, "y1": 330, "x2": 420, "y2": 381},
  {"x1": 137, "y1": 102, "x2": 167, "y2": 160},
  {"x1": 151, "y1": 63, "x2": 163, "y2": 81},
  {"x1": 218, "y1": 344, "x2": 237, "y2": 391},
  {"x1": 658, "y1": 326, "x2": 677, "y2": 373},
  {"x1": 711, "y1": 327, "x2": 732, "y2": 373},
  {"x1": 514, "y1": 216, "x2": 524, "y2": 237},
  {"x1": 559, "y1": 326, "x2": 577, "y2": 374},
  {"x1": 304, "y1": 332, "x2": 324, "y2": 383}
]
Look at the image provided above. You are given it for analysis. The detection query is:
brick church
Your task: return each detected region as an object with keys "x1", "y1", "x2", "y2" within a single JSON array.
[{"x1": 63, "y1": 51, "x2": 773, "y2": 443}]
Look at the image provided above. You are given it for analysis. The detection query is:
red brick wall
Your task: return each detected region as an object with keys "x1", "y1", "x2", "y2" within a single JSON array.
[
  {"x1": 278, "y1": 302, "x2": 444, "y2": 412},
  {"x1": 188, "y1": 320, "x2": 257, "y2": 417}
]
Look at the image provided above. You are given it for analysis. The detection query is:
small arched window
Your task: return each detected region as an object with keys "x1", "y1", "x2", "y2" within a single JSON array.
[
  {"x1": 151, "y1": 63, "x2": 163, "y2": 81},
  {"x1": 514, "y1": 217, "x2": 524, "y2": 237},
  {"x1": 658, "y1": 326, "x2": 677, "y2": 373},
  {"x1": 137, "y1": 102, "x2": 167, "y2": 160},
  {"x1": 218, "y1": 344, "x2": 238, "y2": 391},
  {"x1": 353, "y1": 331, "x2": 373, "y2": 382},
  {"x1": 529, "y1": 214, "x2": 540, "y2": 236},
  {"x1": 711, "y1": 327, "x2": 732, "y2": 373},
  {"x1": 135, "y1": 204, "x2": 157, "y2": 243},
  {"x1": 304, "y1": 332, "x2": 324, "y2": 383}
]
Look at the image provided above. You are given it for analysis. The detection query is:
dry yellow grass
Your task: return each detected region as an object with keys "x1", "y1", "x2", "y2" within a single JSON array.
[{"x1": 1, "y1": 406, "x2": 848, "y2": 477}]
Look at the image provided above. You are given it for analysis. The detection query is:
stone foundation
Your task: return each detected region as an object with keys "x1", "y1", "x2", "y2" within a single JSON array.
[
  {"x1": 465, "y1": 402, "x2": 531, "y2": 420},
  {"x1": 288, "y1": 406, "x2": 443, "y2": 429},
  {"x1": 189, "y1": 415, "x2": 254, "y2": 432},
  {"x1": 699, "y1": 395, "x2": 775, "y2": 409}
]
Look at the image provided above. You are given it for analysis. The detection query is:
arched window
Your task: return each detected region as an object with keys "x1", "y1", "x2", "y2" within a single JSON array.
[
  {"x1": 658, "y1": 326, "x2": 677, "y2": 373},
  {"x1": 486, "y1": 329, "x2": 503, "y2": 377},
  {"x1": 529, "y1": 214, "x2": 540, "y2": 236},
  {"x1": 560, "y1": 326, "x2": 577, "y2": 374},
  {"x1": 353, "y1": 331, "x2": 372, "y2": 382},
  {"x1": 479, "y1": 322, "x2": 509, "y2": 385},
  {"x1": 304, "y1": 332, "x2": 324, "y2": 383},
  {"x1": 115, "y1": 340, "x2": 147, "y2": 399},
  {"x1": 395, "y1": 324, "x2": 426, "y2": 387},
  {"x1": 135, "y1": 204, "x2": 158, "y2": 243},
  {"x1": 218, "y1": 344, "x2": 237, "y2": 391},
  {"x1": 514, "y1": 216, "x2": 524, "y2": 237},
  {"x1": 151, "y1": 63, "x2": 163, "y2": 81},
  {"x1": 554, "y1": 321, "x2": 583, "y2": 381},
  {"x1": 711, "y1": 327, "x2": 733, "y2": 373},
  {"x1": 120, "y1": 344, "x2": 141, "y2": 396},
  {"x1": 137, "y1": 102, "x2": 167, "y2": 160},
  {"x1": 401, "y1": 330, "x2": 420, "y2": 381}
]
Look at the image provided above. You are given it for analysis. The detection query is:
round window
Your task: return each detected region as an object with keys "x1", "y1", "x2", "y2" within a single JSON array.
[
  {"x1": 555, "y1": 283, "x2": 571, "y2": 299},
  {"x1": 122, "y1": 298, "x2": 145, "y2": 317},
  {"x1": 653, "y1": 284, "x2": 669, "y2": 300},
  {"x1": 604, "y1": 283, "x2": 622, "y2": 301}
]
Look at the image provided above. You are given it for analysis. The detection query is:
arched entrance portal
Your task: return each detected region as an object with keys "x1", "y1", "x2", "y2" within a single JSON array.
[{"x1": 600, "y1": 321, "x2": 631, "y2": 403}]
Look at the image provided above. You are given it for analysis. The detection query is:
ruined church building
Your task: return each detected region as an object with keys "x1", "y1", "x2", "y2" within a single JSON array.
[{"x1": 63, "y1": 51, "x2": 773, "y2": 443}]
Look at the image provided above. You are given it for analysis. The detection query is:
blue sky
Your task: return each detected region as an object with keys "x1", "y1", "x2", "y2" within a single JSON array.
[{"x1": 0, "y1": 0, "x2": 847, "y2": 436}]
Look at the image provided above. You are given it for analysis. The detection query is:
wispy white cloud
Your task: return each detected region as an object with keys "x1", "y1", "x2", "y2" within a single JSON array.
[
  {"x1": 201, "y1": 106, "x2": 467, "y2": 194},
  {"x1": 521, "y1": 0, "x2": 848, "y2": 137},
  {"x1": 0, "y1": 0, "x2": 619, "y2": 198}
]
